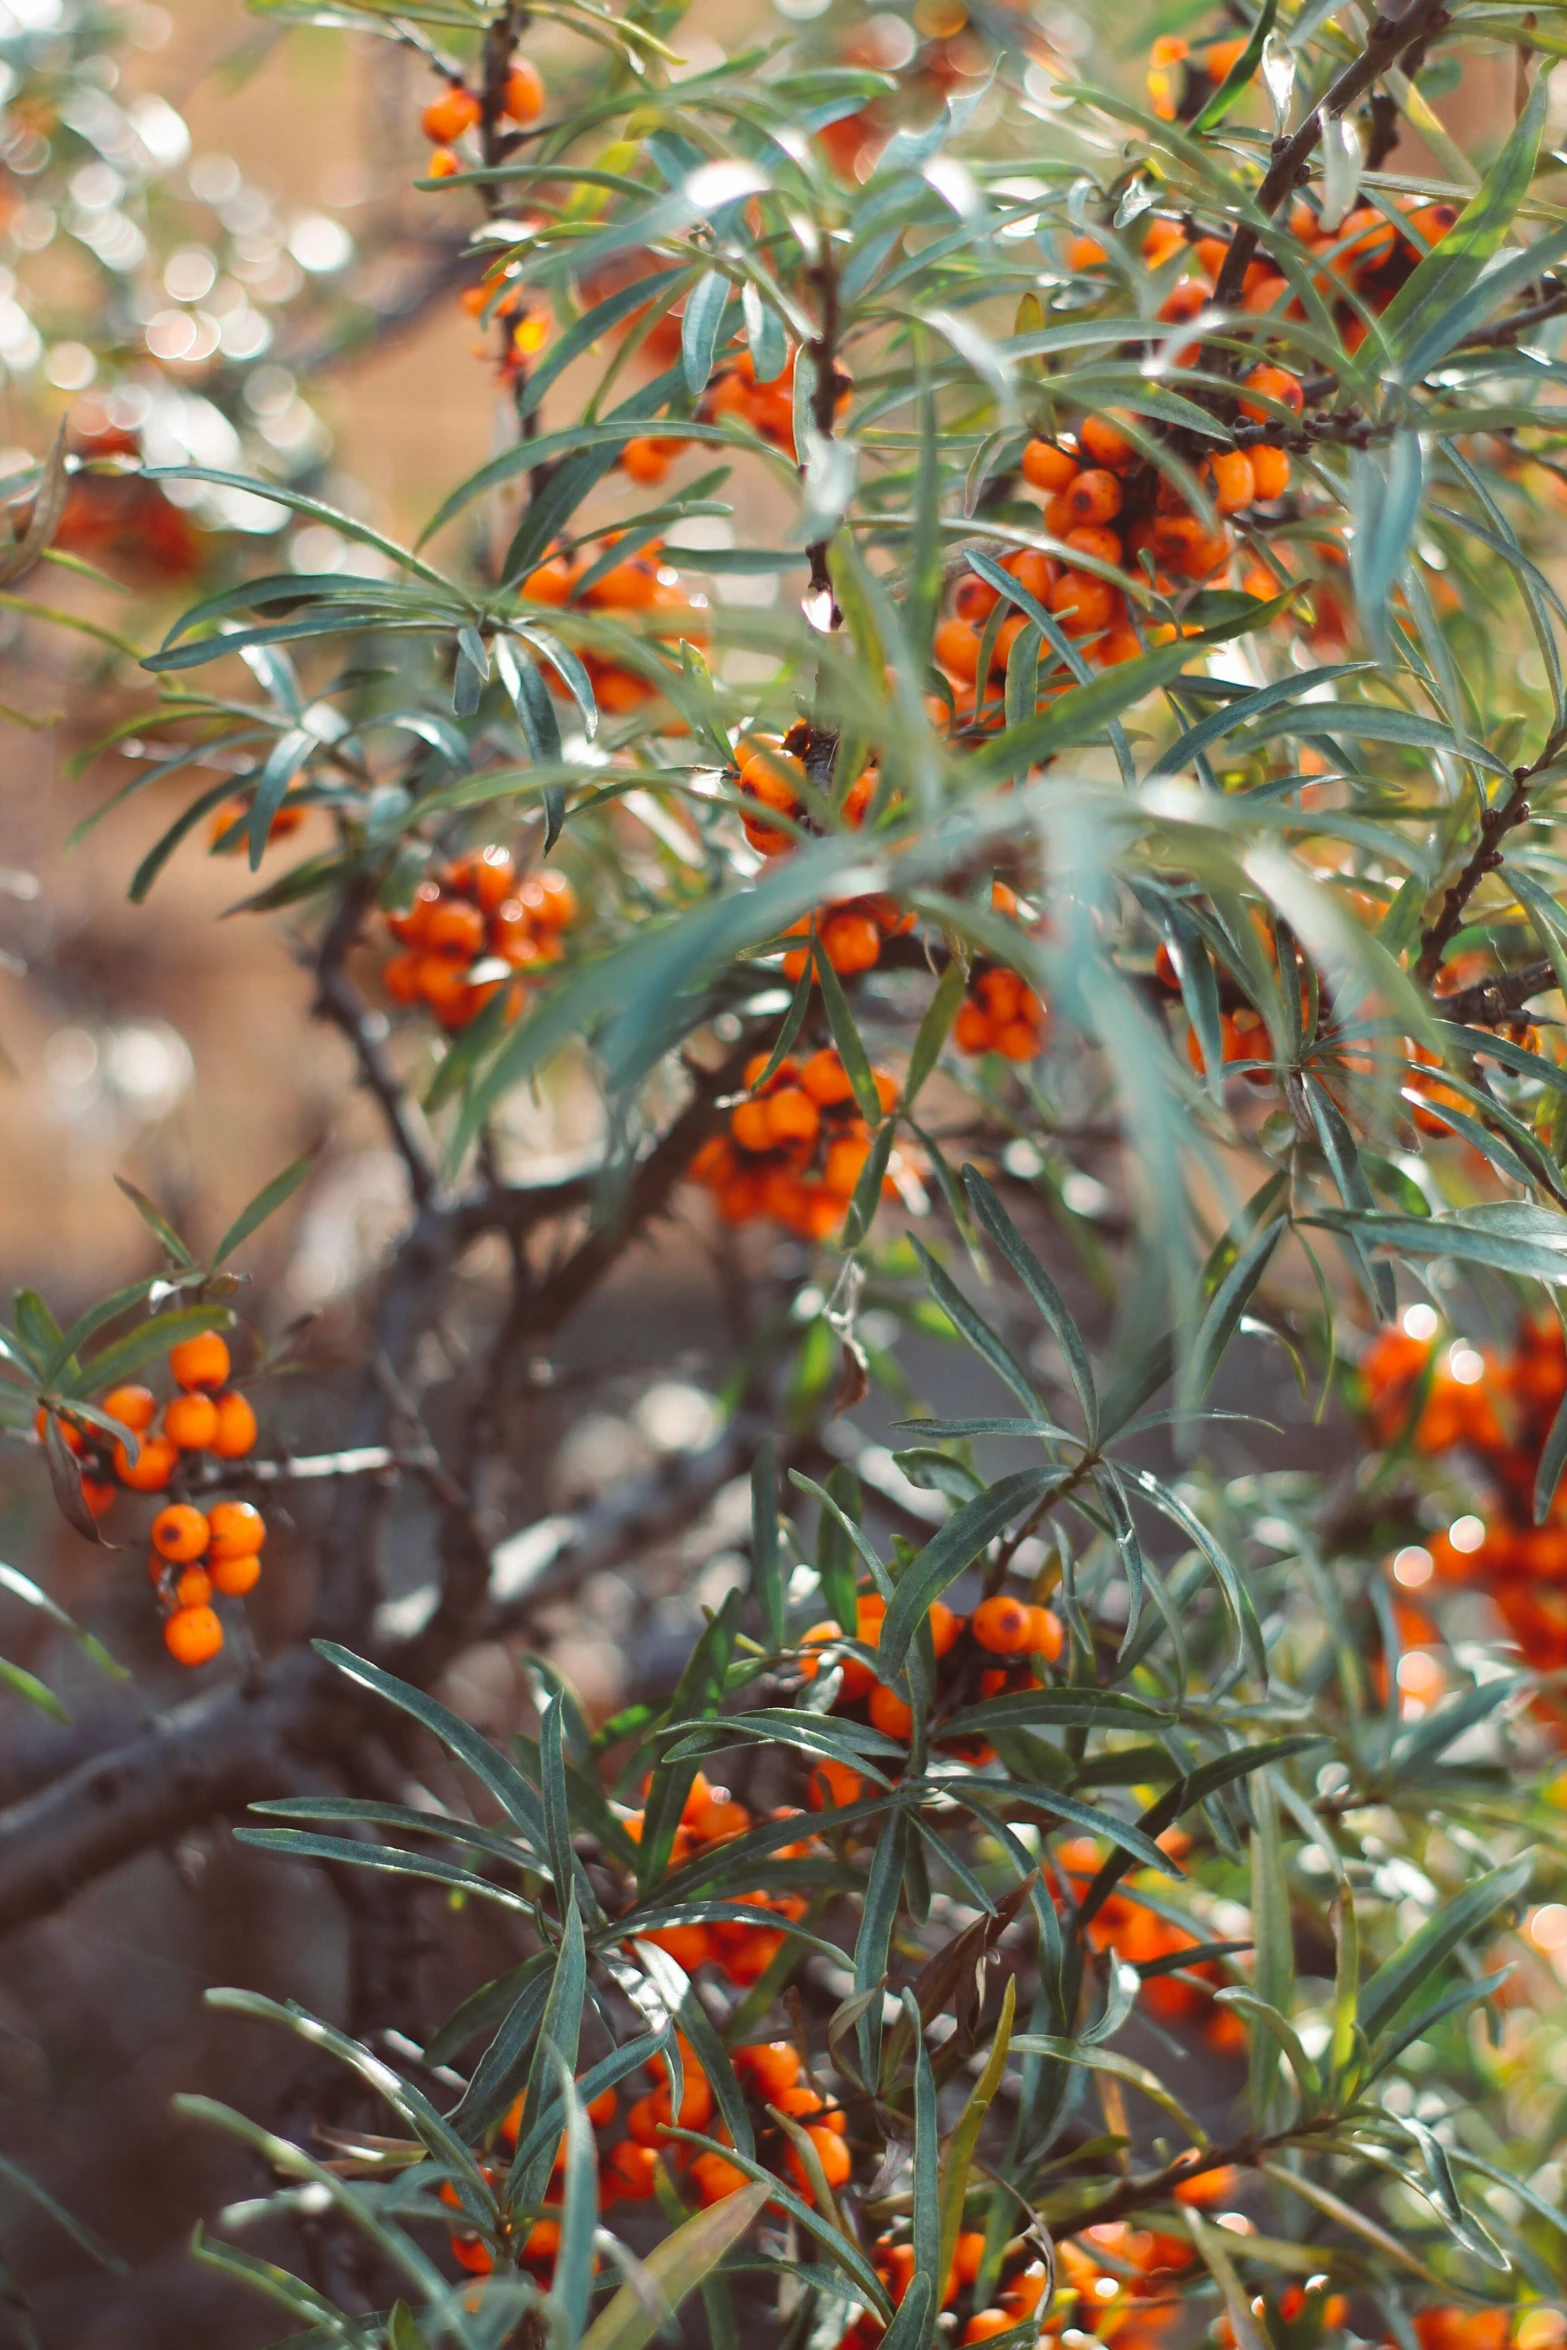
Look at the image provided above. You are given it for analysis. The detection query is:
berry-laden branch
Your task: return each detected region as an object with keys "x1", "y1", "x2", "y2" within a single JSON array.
[{"x1": 1212, "y1": 0, "x2": 1454, "y2": 309}]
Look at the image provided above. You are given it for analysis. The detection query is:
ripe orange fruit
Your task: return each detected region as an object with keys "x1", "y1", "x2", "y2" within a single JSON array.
[
  {"x1": 34, "y1": 1407, "x2": 83, "y2": 1453},
  {"x1": 691, "y1": 2151, "x2": 749, "y2": 2204},
  {"x1": 1026, "y1": 1604, "x2": 1064, "y2": 1662},
  {"x1": 807, "y1": 1756, "x2": 863, "y2": 1809},
  {"x1": 734, "y1": 2040, "x2": 801, "y2": 2098},
  {"x1": 928, "y1": 1600, "x2": 962, "y2": 1656},
  {"x1": 164, "y1": 1392, "x2": 218, "y2": 1451},
  {"x1": 207, "y1": 1499, "x2": 266, "y2": 1560},
  {"x1": 868, "y1": 1683, "x2": 913, "y2": 1741},
  {"x1": 604, "y1": 2141, "x2": 658, "y2": 2200},
  {"x1": 170, "y1": 1332, "x2": 231, "y2": 1392},
  {"x1": 151, "y1": 1503, "x2": 210, "y2": 1562},
  {"x1": 210, "y1": 1392, "x2": 257, "y2": 1458},
  {"x1": 503, "y1": 57, "x2": 545, "y2": 121},
  {"x1": 972, "y1": 1593, "x2": 1034, "y2": 1654},
  {"x1": 174, "y1": 1566, "x2": 212, "y2": 1607},
  {"x1": 1206, "y1": 449, "x2": 1256, "y2": 514},
  {"x1": 114, "y1": 1435, "x2": 178, "y2": 1492},
  {"x1": 102, "y1": 1384, "x2": 156, "y2": 1432},
  {"x1": 422, "y1": 85, "x2": 481, "y2": 144},
  {"x1": 821, "y1": 910, "x2": 882, "y2": 974},
  {"x1": 209, "y1": 1552, "x2": 261, "y2": 1597},
  {"x1": 963, "y1": 2312, "x2": 1014, "y2": 2343},
  {"x1": 1250, "y1": 444, "x2": 1291, "y2": 499},
  {"x1": 164, "y1": 1605, "x2": 223, "y2": 1666},
  {"x1": 1239, "y1": 363, "x2": 1304, "y2": 422},
  {"x1": 1020, "y1": 438, "x2": 1079, "y2": 493},
  {"x1": 1064, "y1": 468, "x2": 1123, "y2": 526},
  {"x1": 786, "y1": 2122, "x2": 851, "y2": 2197},
  {"x1": 425, "y1": 899, "x2": 486, "y2": 958}
]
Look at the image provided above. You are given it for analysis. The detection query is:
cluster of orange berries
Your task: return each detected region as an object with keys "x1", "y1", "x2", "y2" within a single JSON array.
[
  {"x1": 41, "y1": 1329, "x2": 255, "y2": 1519},
  {"x1": 1073, "y1": 173, "x2": 1459, "y2": 361},
  {"x1": 1360, "y1": 1313, "x2": 1567, "y2": 1679},
  {"x1": 1059, "y1": 1833, "x2": 1246, "y2": 2057},
  {"x1": 445, "y1": 2020, "x2": 852, "y2": 2279},
  {"x1": 797, "y1": 1585, "x2": 1064, "y2": 1797},
  {"x1": 688, "y1": 1048, "x2": 898, "y2": 1238},
  {"x1": 1214, "y1": 2279, "x2": 1353, "y2": 2350},
  {"x1": 843, "y1": 2190, "x2": 1237, "y2": 2350},
  {"x1": 145, "y1": 1496, "x2": 266, "y2": 1666},
  {"x1": 39, "y1": 1330, "x2": 264, "y2": 1669},
  {"x1": 732, "y1": 725, "x2": 914, "y2": 979},
  {"x1": 458, "y1": 268, "x2": 550, "y2": 377},
  {"x1": 521, "y1": 538, "x2": 707, "y2": 713},
  {"x1": 208, "y1": 791, "x2": 308, "y2": 857},
  {"x1": 421, "y1": 59, "x2": 545, "y2": 179},
  {"x1": 621, "y1": 1767, "x2": 817, "y2": 1988},
  {"x1": 954, "y1": 963, "x2": 1047, "y2": 1061},
  {"x1": 381, "y1": 848, "x2": 576, "y2": 1033},
  {"x1": 942, "y1": 392, "x2": 1297, "y2": 690}
]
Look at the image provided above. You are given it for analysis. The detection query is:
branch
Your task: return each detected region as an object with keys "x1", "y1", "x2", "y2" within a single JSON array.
[
  {"x1": 313, "y1": 875, "x2": 437, "y2": 1206},
  {"x1": 1436, "y1": 958, "x2": 1558, "y2": 1025},
  {"x1": 1416, "y1": 762, "x2": 1537, "y2": 984},
  {"x1": 1212, "y1": 0, "x2": 1454, "y2": 309}
]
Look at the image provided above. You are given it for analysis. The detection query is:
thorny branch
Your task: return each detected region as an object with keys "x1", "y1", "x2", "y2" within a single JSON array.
[{"x1": 1415, "y1": 732, "x2": 1562, "y2": 983}]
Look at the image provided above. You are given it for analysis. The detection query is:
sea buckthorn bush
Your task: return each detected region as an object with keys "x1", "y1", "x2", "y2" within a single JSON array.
[{"x1": 5, "y1": 0, "x2": 1567, "y2": 2340}]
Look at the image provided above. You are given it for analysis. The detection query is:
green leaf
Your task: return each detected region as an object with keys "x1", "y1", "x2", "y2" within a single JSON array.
[
  {"x1": 937, "y1": 1974, "x2": 1014, "y2": 2291},
  {"x1": 112, "y1": 1177, "x2": 196, "y2": 1268},
  {"x1": 683, "y1": 269, "x2": 732, "y2": 396},
  {"x1": 578, "y1": 2184, "x2": 770, "y2": 2350},
  {"x1": 313, "y1": 1643, "x2": 547, "y2": 1852},
  {"x1": 1348, "y1": 435, "x2": 1424, "y2": 666},
  {"x1": 1358, "y1": 1857, "x2": 1533, "y2": 2046},
  {"x1": 1535, "y1": 1387, "x2": 1567, "y2": 1524},
  {"x1": 1379, "y1": 69, "x2": 1547, "y2": 381},
  {"x1": 910, "y1": 1238, "x2": 1045, "y2": 1418},
  {"x1": 79, "y1": 1306, "x2": 232, "y2": 1402},
  {"x1": 0, "y1": 1655, "x2": 69, "y2": 1723},
  {"x1": 905, "y1": 961, "x2": 966, "y2": 1107},
  {"x1": 1183, "y1": 1214, "x2": 1286, "y2": 1406},
  {"x1": 813, "y1": 934, "x2": 883, "y2": 1124},
  {"x1": 961, "y1": 1167, "x2": 1097, "y2": 1437},
  {"x1": 1247, "y1": 1768, "x2": 1293, "y2": 2121},
  {"x1": 212, "y1": 1153, "x2": 315, "y2": 1268}
]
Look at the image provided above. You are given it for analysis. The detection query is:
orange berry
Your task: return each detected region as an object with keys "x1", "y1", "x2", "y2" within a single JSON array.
[
  {"x1": 954, "y1": 1003, "x2": 994, "y2": 1054},
  {"x1": 800, "y1": 1048, "x2": 855, "y2": 1106},
  {"x1": 640, "y1": 1923, "x2": 713, "y2": 1969},
  {"x1": 425, "y1": 899, "x2": 486, "y2": 958},
  {"x1": 821, "y1": 911, "x2": 882, "y2": 975},
  {"x1": 422, "y1": 86, "x2": 481, "y2": 144},
  {"x1": 1140, "y1": 216, "x2": 1187, "y2": 266},
  {"x1": 83, "y1": 1478, "x2": 116, "y2": 1518},
  {"x1": 1026, "y1": 1604, "x2": 1064, "y2": 1661},
  {"x1": 209, "y1": 1551, "x2": 261, "y2": 1597},
  {"x1": 152, "y1": 1503, "x2": 210, "y2": 1562},
  {"x1": 207, "y1": 1499, "x2": 266, "y2": 1560},
  {"x1": 1250, "y1": 444, "x2": 1291, "y2": 499},
  {"x1": 1064, "y1": 524, "x2": 1122, "y2": 568},
  {"x1": 1050, "y1": 570, "x2": 1118, "y2": 636},
  {"x1": 934, "y1": 617, "x2": 983, "y2": 682},
  {"x1": 687, "y1": 1792, "x2": 750, "y2": 1843},
  {"x1": 731, "y1": 1098, "x2": 775, "y2": 1154},
  {"x1": 164, "y1": 1605, "x2": 223, "y2": 1667},
  {"x1": 1020, "y1": 439, "x2": 1079, "y2": 493},
  {"x1": 1174, "y1": 2162, "x2": 1239, "y2": 2208},
  {"x1": 691, "y1": 2151, "x2": 749, "y2": 2204},
  {"x1": 734, "y1": 2040, "x2": 801, "y2": 2099},
  {"x1": 1078, "y1": 411, "x2": 1136, "y2": 471},
  {"x1": 807, "y1": 1756, "x2": 864, "y2": 1810},
  {"x1": 964, "y1": 2313, "x2": 1014, "y2": 2344},
  {"x1": 1066, "y1": 233, "x2": 1107, "y2": 271},
  {"x1": 1239, "y1": 364, "x2": 1304, "y2": 423},
  {"x1": 522, "y1": 2218, "x2": 560, "y2": 2267},
  {"x1": 765, "y1": 1087, "x2": 820, "y2": 1146},
  {"x1": 1406, "y1": 201, "x2": 1459, "y2": 249},
  {"x1": 1064, "y1": 468, "x2": 1123, "y2": 526},
  {"x1": 210, "y1": 1391, "x2": 258, "y2": 1459},
  {"x1": 113, "y1": 1435, "x2": 178, "y2": 1492},
  {"x1": 928, "y1": 1601, "x2": 961, "y2": 1656},
  {"x1": 503, "y1": 57, "x2": 545, "y2": 121},
  {"x1": 101, "y1": 1384, "x2": 156, "y2": 1433},
  {"x1": 645, "y1": 2070, "x2": 714, "y2": 2132},
  {"x1": 35, "y1": 1407, "x2": 83, "y2": 1453},
  {"x1": 868, "y1": 1683, "x2": 914, "y2": 1741},
  {"x1": 1205, "y1": 449, "x2": 1256, "y2": 514},
  {"x1": 175, "y1": 1565, "x2": 212, "y2": 1607},
  {"x1": 163, "y1": 1392, "x2": 218, "y2": 1451},
  {"x1": 426, "y1": 147, "x2": 461, "y2": 179},
  {"x1": 522, "y1": 870, "x2": 577, "y2": 930},
  {"x1": 604, "y1": 2140, "x2": 658, "y2": 2201},
  {"x1": 973, "y1": 1593, "x2": 1034, "y2": 1654},
  {"x1": 620, "y1": 436, "x2": 671, "y2": 485},
  {"x1": 787, "y1": 2123, "x2": 851, "y2": 2197},
  {"x1": 949, "y1": 2233, "x2": 988, "y2": 2292},
  {"x1": 170, "y1": 1332, "x2": 231, "y2": 1392}
]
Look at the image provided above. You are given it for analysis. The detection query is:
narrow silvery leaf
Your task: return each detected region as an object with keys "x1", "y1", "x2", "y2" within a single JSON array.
[
  {"x1": 1319, "y1": 110, "x2": 1363, "y2": 232},
  {"x1": 1261, "y1": 32, "x2": 1294, "y2": 129}
]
